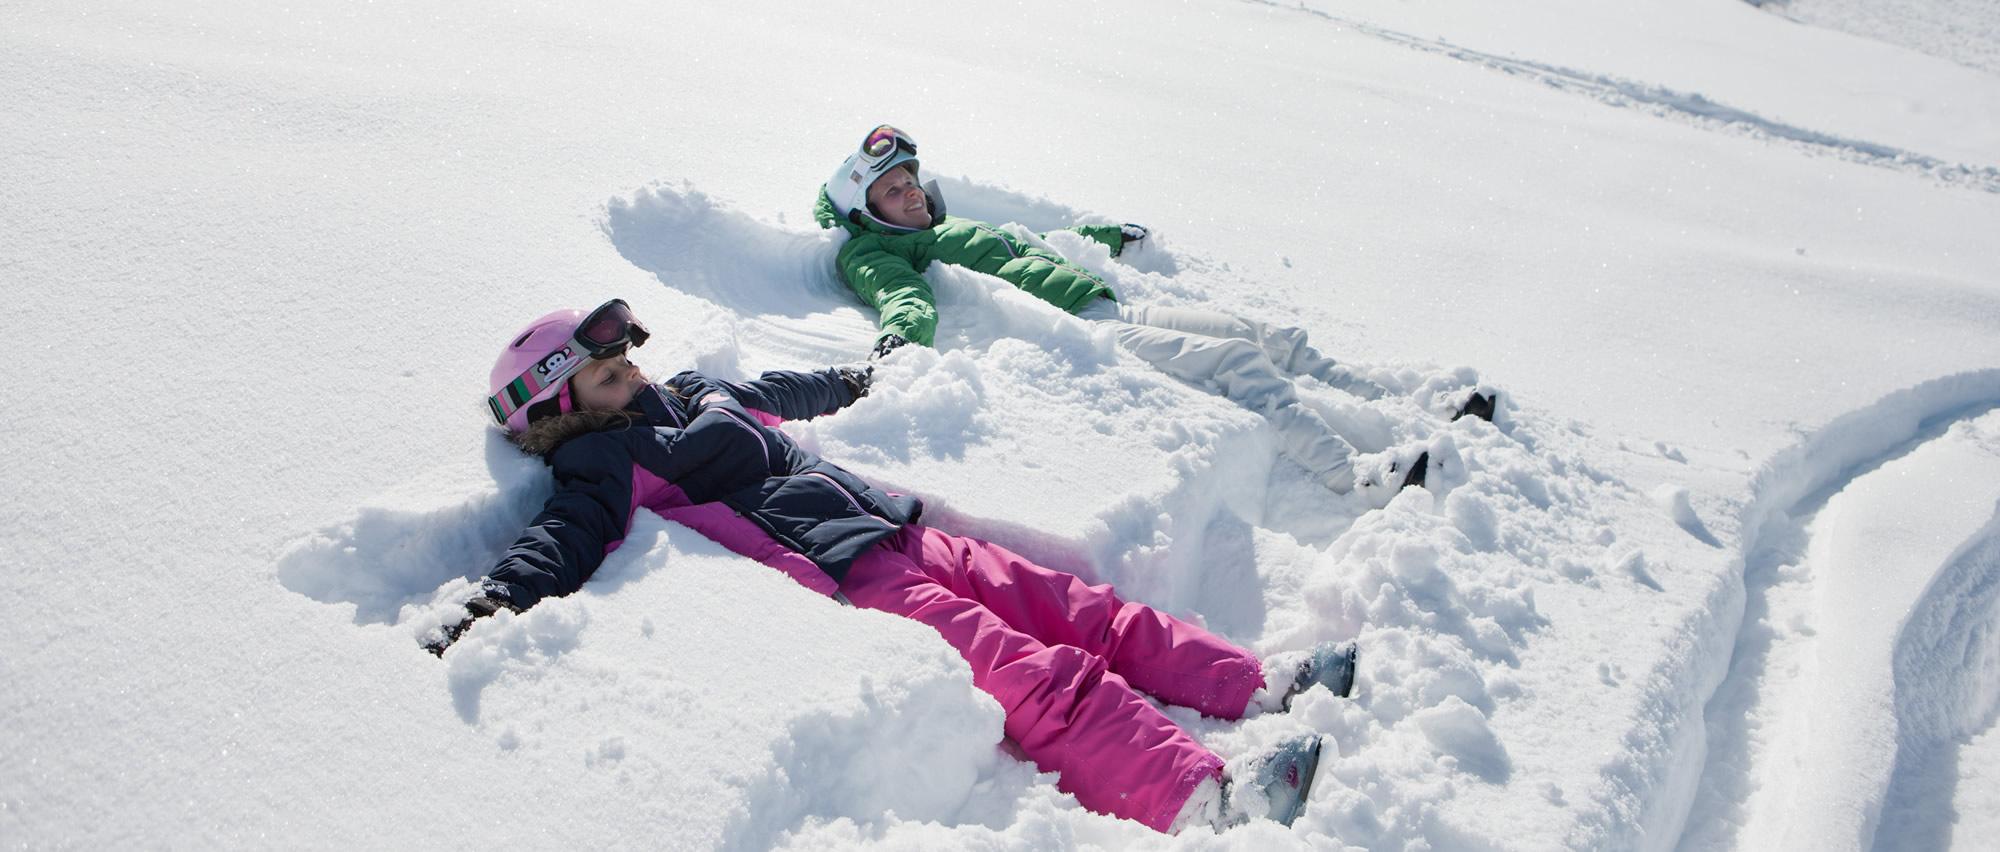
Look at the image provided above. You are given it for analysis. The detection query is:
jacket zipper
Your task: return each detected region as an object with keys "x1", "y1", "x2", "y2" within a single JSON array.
[
  {"x1": 710, "y1": 404, "x2": 891, "y2": 530},
  {"x1": 973, "y1": 223, "x2": 1020, "y2": 259},
  {"x1": 661, "y1": 393, "x2": 687, "y2": 426},
  {"x1": 973, "y1": 224, "x2": 1077, "y2": 274}
]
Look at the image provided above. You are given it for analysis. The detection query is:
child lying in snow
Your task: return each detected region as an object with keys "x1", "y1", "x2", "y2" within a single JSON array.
[
  {"x1": 435, "y1": 299, "x2": 1362, "y2": 832},
  {"x1": 815, "y1": 125, "x2": 1497, "y2": 497}
]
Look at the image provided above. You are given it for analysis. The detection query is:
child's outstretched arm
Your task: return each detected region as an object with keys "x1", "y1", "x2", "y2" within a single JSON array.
[
  {"x1": 838, "y1": 237, "x2": 938, "y2": 348},
  {"x1": 1056, "y1": 223, "x2": 1147, "y2": 257},
  {"x1": 428, "y1": 419, "x2": 749, "y2": 655},
  {"x1": 480, "y1": 439, "x2": 635, "y2": 611},
  {"x1": 427, "y1": 437, "x2": 635, "y2": 655},
  {"x1": 673, "y1": 367, "x2": 871, "y2": 426}
]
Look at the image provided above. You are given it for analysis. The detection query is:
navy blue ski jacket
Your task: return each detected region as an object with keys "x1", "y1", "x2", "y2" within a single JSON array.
[{"x1": 482, "y1": 368, "x2": 921, "y2": 611}]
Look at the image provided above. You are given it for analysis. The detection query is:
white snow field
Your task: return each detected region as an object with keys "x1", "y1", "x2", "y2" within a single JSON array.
[{"x1": 6, "y1": 0, "x2": 2000, "y2": 849}]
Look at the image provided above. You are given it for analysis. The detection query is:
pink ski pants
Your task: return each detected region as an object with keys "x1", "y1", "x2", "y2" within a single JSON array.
[{"x1": 837, "y1": 524, "x2": 1265, "y2": 831}]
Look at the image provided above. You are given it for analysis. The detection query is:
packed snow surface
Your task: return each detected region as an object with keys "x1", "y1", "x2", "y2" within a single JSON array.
[
  {"x1": 1754, "y1": 0, "x2": 2000, "y2": 76},
  {"x1": 6, "y1": 0, "x2": 2000, "y2": 849}
]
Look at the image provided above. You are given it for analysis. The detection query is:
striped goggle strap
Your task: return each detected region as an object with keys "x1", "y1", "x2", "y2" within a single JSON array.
[{"x1": 486, "y1": 338, "x2": 590, "y2": 426}]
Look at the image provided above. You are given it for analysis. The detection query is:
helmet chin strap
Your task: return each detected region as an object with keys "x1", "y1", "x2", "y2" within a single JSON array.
[
  {"x1": 524, "y1": 381, "x2": 578, "y2": 428},
  {"x1": 923, "y1": 179, "x2": 947, "y2": 223}
]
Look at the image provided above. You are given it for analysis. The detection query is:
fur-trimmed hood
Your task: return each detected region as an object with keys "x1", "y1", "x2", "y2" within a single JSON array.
[{"x1": 509, "y1": 409, "x2": 640, "y2": 457}]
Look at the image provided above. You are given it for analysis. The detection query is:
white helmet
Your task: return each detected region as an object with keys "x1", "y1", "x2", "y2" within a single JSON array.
[{"x1": 825, "y1": 124, "x2": 942, "y2": 230}]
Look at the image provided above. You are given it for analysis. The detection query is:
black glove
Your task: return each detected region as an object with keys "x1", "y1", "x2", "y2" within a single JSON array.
[
  {"x1": 869, "y1": 334, "x2": 909, "y2": 360},
  {"x1": 423, "y1": 594, "x2": 521, "y2": 657},
  {"x1": 465, "y1": 596, "x2": 518, "y2": 619},
  {"x1": 1118, "y1": 223, "x2": 1149, "y2": 249},
  {"x1": 835, "y1": 365, "x2": 873, "y2": 400}
]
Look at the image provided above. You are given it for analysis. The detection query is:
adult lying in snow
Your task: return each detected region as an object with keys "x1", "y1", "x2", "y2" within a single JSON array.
[
  {"x1": 438, "y1": 299, "x2": 1363, "y2": 833},
  {"x1": 815, "y1": 124, "x2": 1495, "y2": 496}
]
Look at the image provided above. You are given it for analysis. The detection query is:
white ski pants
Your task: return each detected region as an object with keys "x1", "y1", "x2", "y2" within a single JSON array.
[{"x1": 1077, "y1": 298, "x2": 1378, "y2": 491}]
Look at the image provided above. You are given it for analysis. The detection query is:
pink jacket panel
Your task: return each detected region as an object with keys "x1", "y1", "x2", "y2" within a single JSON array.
[{"x1": 631, "y1": 464, "x2": 840, "y2": 598}]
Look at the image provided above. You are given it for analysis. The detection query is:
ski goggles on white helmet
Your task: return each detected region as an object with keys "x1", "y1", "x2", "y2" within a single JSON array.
[
  {"x1": 486, "y1": 298, "x2": 651, "y2": 428},
  {"x1": 858, "y1": 124, "x2": 918, "y2": 174}
]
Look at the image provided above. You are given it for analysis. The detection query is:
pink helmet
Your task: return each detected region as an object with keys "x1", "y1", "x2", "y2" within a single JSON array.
[{"x1": 486, "y1": 300, "x2": 650, "y2": 433}]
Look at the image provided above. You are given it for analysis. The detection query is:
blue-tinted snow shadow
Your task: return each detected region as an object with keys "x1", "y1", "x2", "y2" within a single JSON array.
[
  {"x1": 1875, "y1": 504, "x2": 2000, "y2": 851},
  {"x1": 274, "y1": 431, "x2": 551, "y2": 625},
  {"x1": 602, "y1": 183, "x2": 858, "y2": 320},
  {"x1": 1187, "y1": 511, "x2": 1270, "y2": 640}
]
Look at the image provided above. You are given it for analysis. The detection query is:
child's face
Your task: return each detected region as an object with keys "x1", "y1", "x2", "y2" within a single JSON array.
[
  {"x1": 569, "y1": 351, "x2": 649, "y2": 412},
  {"x1": 865, "y1": 165, "x2": 930, "y2": 229}
]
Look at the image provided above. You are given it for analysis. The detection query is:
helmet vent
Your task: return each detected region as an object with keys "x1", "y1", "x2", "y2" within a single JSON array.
[{"x1": 513, "y1": 330, "x2": 536, "y2": 348}]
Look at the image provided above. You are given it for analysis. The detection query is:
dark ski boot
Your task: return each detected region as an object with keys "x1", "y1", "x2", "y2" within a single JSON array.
[
  {"x1": 1398, "y1": 451, "x2": 1429, "y2": 491},
  {"x1": 1358, "y1": 450, "x2": 1430, "y2": 508},
  {"x1": 1453, "y1": 391, "x2": 1497, "y2": 422}
]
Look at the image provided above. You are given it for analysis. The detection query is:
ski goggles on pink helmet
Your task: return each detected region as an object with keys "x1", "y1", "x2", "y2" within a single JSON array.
[{"x1": 486, "y1": 298, "x2": 651, "y2": 431}]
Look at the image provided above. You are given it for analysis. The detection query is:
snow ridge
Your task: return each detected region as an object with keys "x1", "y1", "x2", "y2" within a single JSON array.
[
  {"x1": 1676, "y1": 369, "x2": 2000, "y2": 850},
  {"x1": 1736, "y1": 369, "x2": 2000, "y2": 573}
]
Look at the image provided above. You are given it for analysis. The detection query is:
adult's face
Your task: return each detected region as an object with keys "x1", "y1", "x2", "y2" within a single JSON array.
[{"x1": 865, "y1": 165, "x2": 930, "y2": 230}]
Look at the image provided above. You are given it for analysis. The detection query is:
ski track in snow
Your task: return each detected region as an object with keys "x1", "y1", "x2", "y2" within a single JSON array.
[
  {"x1": 1257, "y1": 0, "x2": 2000, "y2": 194},
  {"x1": 1676, "y1": 370, "x2": 2000, "y2": 851}
]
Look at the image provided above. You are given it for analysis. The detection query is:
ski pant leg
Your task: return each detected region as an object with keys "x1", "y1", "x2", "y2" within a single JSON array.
[
  {"x1": 908, "y1": 526, "x2": 1263, "y2": 717},
  {"x1": 838, "y1": 526, "x2": 1225, "y2": 832},
  {"x1": 1095, "y1": 304, "x2": 1357, "y2": 488},
  {"x1": 1114, "y1": 302, "x2": 1386, "y2": 399}
]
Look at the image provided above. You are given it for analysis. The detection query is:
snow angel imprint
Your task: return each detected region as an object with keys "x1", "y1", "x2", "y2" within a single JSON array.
[
  {"x1": 438, "y1": 298, "x2": 1365, "y2": 832},
  {"x1": 816, "y1": 124, "x2": 1497, "y2": 497}
]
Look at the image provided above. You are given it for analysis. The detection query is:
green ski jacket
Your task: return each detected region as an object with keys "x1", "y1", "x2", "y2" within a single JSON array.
[{"x1": 814, "y1": 186, "x2": 1128, "y2": 347}]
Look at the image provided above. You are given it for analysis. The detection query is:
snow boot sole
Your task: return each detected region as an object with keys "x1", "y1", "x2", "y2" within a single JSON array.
[{"x1": 1244, "y1": 733, "x2": 1324, "y2": 827}]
